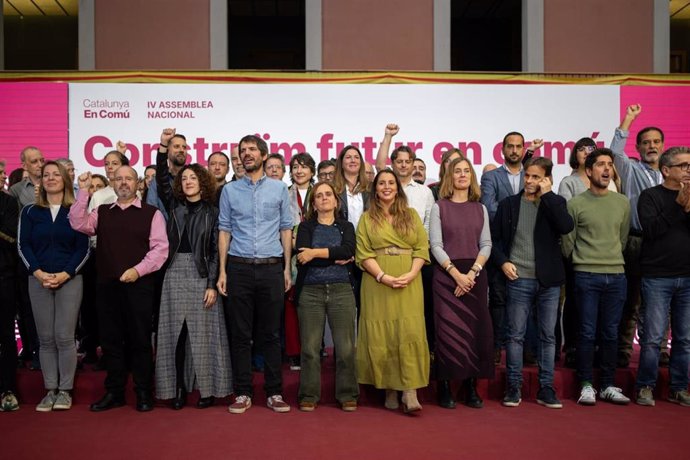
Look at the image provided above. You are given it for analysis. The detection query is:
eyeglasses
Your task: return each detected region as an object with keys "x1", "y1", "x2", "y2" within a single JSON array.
[
  {"x1": 318, "y1": 172, "x2": 335, "y2": 179},
  {"x1": 265, "y1": 164, "x2": 284, "y2": 171},
  {"x1": 576, "y1": 146, "x2": 595, "y2": 154},
  {"x1": 668, "y1": 162, "x2": 690, "y2": 171}
]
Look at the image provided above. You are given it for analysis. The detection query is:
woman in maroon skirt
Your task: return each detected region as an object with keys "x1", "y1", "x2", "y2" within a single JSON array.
[{"x1": 430, "y1": 157, "x2": 493, "y2": 409}]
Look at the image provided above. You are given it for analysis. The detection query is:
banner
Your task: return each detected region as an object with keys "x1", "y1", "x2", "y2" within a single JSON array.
[{"x1": 68, "y1": 83, "x2": 621, "y2": 187}]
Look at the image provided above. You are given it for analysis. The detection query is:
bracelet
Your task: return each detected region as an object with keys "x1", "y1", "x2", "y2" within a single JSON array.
[
  {"x1": 472, "y1": 263, "x2": 483, "y2": 272},
  {"x1": 445, "y1": 263, "x2": 455, "y2": 273},
  {"x1": 159, "y1": 143, "x2": 168, "y2": 148},
  {"x1": 376, "y1": 271, "x2": 385, "y2": 283}
]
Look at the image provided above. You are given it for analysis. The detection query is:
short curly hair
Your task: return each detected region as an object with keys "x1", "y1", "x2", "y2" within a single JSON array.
[{"x1": 172, "y1": 164, "x2": 216, "y2": 203}]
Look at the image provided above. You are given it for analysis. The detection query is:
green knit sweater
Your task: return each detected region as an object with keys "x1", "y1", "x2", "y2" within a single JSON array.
[{"x1": 561, "y1": 190, "x2": 630, "y2": 273}]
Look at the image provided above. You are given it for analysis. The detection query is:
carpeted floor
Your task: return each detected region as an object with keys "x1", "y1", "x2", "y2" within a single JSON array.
[{"x1": 1, "y1": 398, "x2": 688, "y2": 460}]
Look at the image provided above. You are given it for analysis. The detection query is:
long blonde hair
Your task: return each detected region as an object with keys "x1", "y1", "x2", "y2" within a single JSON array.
[
  {"x1": 366, "y1": 170, "x2": 414, "y2": 236},
  {"x1": 439, "y1": 158, "x2": 481, "y2": 202},
  {"x1": 36, "y1": 161, "x2": 75, "y2": 208}
]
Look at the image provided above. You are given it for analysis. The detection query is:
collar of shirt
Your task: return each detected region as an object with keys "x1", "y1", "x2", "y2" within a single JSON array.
[
  {"x1": 109, "y1": 197, "x2": 143, "y2": 211},
  {"x1": 501, "y1": 164, "x2": 523, "y2": 176}
]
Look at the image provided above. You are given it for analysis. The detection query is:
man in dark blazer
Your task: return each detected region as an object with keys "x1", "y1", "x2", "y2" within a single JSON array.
[
  {"x1": 491, "y1": 157, "x2": 573, "y2": 408},
  {"x1": 480, "y1": 132, "x2": 537, "y2": 362}
]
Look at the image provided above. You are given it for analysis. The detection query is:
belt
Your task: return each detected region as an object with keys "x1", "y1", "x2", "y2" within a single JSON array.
[
  {"x1": 228, "y1": 256, "x2": 282, "y2": 265},
  {"x1": 374, "y1": 246, "x2": 413, "y2": 256}
]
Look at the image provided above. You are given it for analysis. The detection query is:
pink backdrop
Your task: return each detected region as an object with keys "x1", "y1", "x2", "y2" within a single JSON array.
[
  {"x1": 0, "y1": 83, "x2": 68, "y2": 177},
  {"x1": 620, "y1": 86, "x2": 690, "y2": 157}
]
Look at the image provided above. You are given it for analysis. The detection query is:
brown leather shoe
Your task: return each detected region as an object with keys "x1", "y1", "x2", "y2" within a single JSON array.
[
  {"x1": 341, "y1": 401, "x2": 357, "y2": 412},
  {"x1": 298, "y1": 401, "x2": 317, "y2": 412}
]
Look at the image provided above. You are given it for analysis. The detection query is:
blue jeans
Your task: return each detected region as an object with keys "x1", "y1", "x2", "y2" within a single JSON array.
[
  {"x1": 574, "y1": 272, "x2": 627, "y2": 388},
  {"x1": 505, "y1": 278, "x2": 560, "y2": 388},
  {"x1": 636, "y1": 277, "x2": 690, "y2": 392}
]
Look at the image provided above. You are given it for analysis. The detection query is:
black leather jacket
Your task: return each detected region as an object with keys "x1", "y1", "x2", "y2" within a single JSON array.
[{"x1": 156, "y1": 150, "x2": 219, "y2": 289}]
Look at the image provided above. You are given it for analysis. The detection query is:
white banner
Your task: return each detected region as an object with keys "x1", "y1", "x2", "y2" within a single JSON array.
[{"x1": 68, "y1": 83, "x2": 619, "y2": 188}]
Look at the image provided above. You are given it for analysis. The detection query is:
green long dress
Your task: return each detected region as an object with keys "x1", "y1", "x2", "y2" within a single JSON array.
[{"x1": 355, "y1": 210, "x2": 430, "y2": 390}]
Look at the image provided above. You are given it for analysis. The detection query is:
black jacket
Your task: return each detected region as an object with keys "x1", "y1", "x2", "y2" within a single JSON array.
[
  {"x1": 491, "y1": 191, "x2": 574, "y2": 287},
  {"x1": 294, "y1": 217, "x2": 356, "y2": 305},
  {"x1": 338, "y1": 189, "x2": 370, "y2": 223},
  {"x1": 0, "y1": 192, "x2": 18, "y2": 276},
  {"x1": 157, "y1": 151, "x2": 220, "y2": 289}
]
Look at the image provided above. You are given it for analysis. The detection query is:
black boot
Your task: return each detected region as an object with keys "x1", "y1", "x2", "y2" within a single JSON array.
[
  {"x1": 437, "y1": 380, "x2": 456, "y2": 409},
  {"x1": 172, "y1": 387, "x2": 187, "y2": 410},
  {"x1": 463, "y1": 378, "x2": 483, "y2": 409}
]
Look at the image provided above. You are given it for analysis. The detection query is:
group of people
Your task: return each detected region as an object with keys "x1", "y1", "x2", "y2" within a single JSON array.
[{"x1": 0, "y1": 102, "x2": 688, "y2": 415}]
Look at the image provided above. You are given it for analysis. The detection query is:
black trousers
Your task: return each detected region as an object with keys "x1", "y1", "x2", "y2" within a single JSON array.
[
  {"x1": 0, "y1": 274, "x2": 17, "y2": 393},
  {"x1": 224, "y1": 261, "x2": 284, "y2": 398},
  {"x1": 15, "y1": 263, "x2": 38, "y2": 360},
  {"x1": 78, "y1": 252, "x2": 99, "y2": 354},
  {"x1": 98, "y1": 277, "x2": 154, "y2": 396}
]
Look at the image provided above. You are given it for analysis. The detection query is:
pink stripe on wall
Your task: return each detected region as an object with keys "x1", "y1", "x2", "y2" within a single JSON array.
[
  {"x1": 0, "y1": 83, "x2": 69, "y2": 178},
  {"x1": 620, "y1": 86, "x2": 690, "y2": 157}
]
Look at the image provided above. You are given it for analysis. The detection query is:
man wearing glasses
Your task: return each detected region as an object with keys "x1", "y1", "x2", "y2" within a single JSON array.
[
  {"x1": 317, "y1": 160, "x2": 336, "y2": 183},
  {"x1": 610, "y1": 104, "x2": 668, "y2": 369},
  {"x1": 635, "y1": 146, "x2": 690, "y2": 407},
  {"x1": 265, "y1": 154, "x2": 286, "y2": 181}
]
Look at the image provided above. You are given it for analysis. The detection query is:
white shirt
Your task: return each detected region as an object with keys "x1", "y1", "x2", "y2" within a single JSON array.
[
  {"x1": 403, "y1": 180, "x2": 435, "y2": 237},
  {"x1": 347, "y1": 190, "x2": 364, "y2": 228}
]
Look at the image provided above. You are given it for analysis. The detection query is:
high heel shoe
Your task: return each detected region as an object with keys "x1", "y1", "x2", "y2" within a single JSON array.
[
  {"x1": 384, "y1": 390, "x2": 399, "y2": 410},
  {"x1": 401, "y1": 390, "x2": 422, "y2": 414}
]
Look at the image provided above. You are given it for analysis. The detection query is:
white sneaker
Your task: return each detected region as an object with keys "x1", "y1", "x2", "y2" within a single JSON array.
[
  {"x1": 600, "y1": 386, "x2": 630, "y2": 405},
  {"x1": 36, "y1": 391, "x2": 57, "y2": 412},
  {"x1": 577, "y1": 385, "x2": 596, "y2": 406},
  {"x1": 52, "y1": 391, "x2": 72, "y2": 410},
  {"x1": 267, "y1": 395, "x2": 291, "y2": 413}
]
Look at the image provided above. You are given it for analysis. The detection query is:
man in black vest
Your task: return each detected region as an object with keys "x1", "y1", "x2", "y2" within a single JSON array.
[{"x1": 70, "y1": 166, "x2": 168, "y2": 412}]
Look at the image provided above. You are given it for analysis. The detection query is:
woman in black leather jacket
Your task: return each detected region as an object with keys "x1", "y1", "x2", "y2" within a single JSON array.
[{"x1": 154, "y1": 154, "x2": 232, "y2": 410}]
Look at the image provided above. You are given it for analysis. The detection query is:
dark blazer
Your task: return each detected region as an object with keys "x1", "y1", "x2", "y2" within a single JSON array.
[
  {"x1": 480, "y1": 165, "x2": 524, "y2": 221},
  {"x1": 294, "y1": 217, "x2": 356, "y2": 305},
  {"x1": 490, "y1": 191, "x2": 574, "y2": 287},
  {"x1": 337, "y1": 189, "x2": 370, "y2": 223}
]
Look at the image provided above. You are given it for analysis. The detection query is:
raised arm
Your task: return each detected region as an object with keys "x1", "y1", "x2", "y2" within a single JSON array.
[
  {"x1": 156, "y1": 128, "x2": 177, "y2": 213},
  {"x1": 375, "y1": 123, "x2": 399, "y2": 172}
]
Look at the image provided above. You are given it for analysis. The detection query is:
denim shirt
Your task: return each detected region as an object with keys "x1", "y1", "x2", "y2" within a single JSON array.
[
  {"x1": 610, "y1": 128, "x2": 663, "y2": 232},
  {"x1": 145, "y1": 178, "x2": 170, "y2": 221},
  {"x1": 218, "y1": 174, "x2": 292, "y2": 258}
]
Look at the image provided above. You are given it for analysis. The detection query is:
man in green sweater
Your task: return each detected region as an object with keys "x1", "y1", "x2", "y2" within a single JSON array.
[{"x1": 562, "y1": 149, "x2": 631, "y2": 406}]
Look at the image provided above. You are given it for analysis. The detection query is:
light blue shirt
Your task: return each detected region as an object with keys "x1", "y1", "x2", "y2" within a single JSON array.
[
  {"x1": 610, "y1": 128, "x2": 663, "y2": 231},
  {"x1": 218, "y1": 175, "x2": 292, "y2": 258},
  {"x1": 145, "y1": 179, "x2": 169, "y2": 221}
]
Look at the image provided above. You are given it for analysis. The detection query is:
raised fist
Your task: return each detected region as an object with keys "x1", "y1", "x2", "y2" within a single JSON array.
[
  {"x1": 78, "y1": 171, "x2": 92, "y2": 190},
  {"x1": 116, "y1": 140, "x2": 127, "y2": 154},
  {"x1": 626, "y1": 104, "x2": 642, "y2": 118},
  {"x1": 385, "y1": 124, "x2": 399, "y2": 137},
  {"x1": 160, "y1": 128, "x2": 176, "y2": 146}
]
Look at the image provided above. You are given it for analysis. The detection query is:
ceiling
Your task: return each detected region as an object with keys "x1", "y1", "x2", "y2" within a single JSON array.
[
  {"x1": 2, "y1": 1, "x2": 689, "y2": 20},
  {"x1": 3, "y1": 0, "x2": 77, "y2": 16},
  {"x1": 671, "y1": 0, "x2": 690, "y2": 19}
]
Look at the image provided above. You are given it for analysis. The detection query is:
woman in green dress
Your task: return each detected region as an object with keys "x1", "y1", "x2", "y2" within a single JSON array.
[{"x1": 355, "y1": 170, "x2": 430, "y2": 413}]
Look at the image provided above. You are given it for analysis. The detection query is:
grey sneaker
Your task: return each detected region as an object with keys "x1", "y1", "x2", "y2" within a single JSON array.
[
  {"x1": 0, "y1": 391, "x2": 19, "y2": 411},
  {"x1": 636, "y1": 386, "x2": 655, "y2": 406},
  {"x1": 577, "y1": 385, "x2": 596, "y2": 406},
  {"x1": 36, "y1": 390, "x2": 57, "y2": 412},
  {"x1": 600, "y1": 386, "x2": 630, "y2": 405},
  {"x1": 668, "y1": 389, "x2": 690, "y2": 407},
  {"x1": 52, "y1": 391, "x2": 72, "y2": 410}
]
